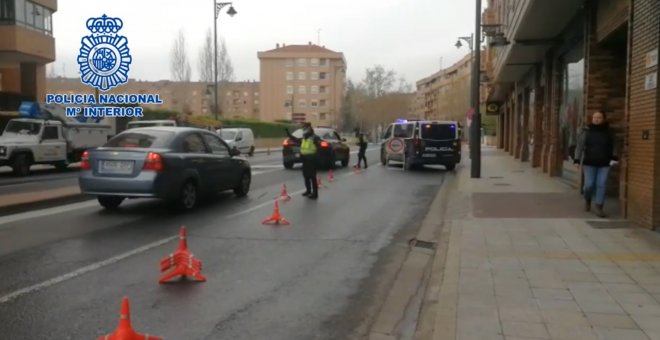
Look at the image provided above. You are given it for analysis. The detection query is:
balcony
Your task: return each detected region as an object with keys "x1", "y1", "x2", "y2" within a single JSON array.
[
  {"x1": 0, "y1": 25, "x2": 55, "y2": 63},
  {"x1": 491, "y1": 0, "x2": 583, "y2": 84}
]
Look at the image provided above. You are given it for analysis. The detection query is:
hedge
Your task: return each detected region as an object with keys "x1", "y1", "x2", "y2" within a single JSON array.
[{"x1": 140, "y1": 109, "x2": 296, "y2": 139}]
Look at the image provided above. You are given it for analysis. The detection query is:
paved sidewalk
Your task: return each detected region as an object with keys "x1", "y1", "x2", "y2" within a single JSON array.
[
  {"x1": 0, "y1": 186, "x2": 80, "y2": 208},
  {"x1": 422, "y1": 147, "x2": 660, "y2": 340}
]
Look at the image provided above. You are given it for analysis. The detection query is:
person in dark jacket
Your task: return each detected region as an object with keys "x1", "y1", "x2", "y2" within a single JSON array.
[
  {"x1": 285, "y1": 123, "x2": 322, "y2": 199},
  {"x1": 355, "y1": 132, "x2": 368, "y2": 169},
  {"x1": 573, "y1": 111, "x2": 618, "y2": 217}
]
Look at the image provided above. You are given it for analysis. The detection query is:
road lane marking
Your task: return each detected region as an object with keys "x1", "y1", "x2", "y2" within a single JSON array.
[
  {"x1": 0, "y1": 235, "x2": 178, "y2": 304},
  {"x1": 0, "y1": 168, "x2": 366, "y2": 304}
]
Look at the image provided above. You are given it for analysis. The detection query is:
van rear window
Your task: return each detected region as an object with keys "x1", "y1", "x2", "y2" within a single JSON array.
[{"x1": 421, "y1": 124, "x2": 456, "y2": 140}]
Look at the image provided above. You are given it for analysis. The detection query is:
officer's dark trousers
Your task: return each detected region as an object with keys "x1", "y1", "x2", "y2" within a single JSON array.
[
  {"x1": 357, "y1": 150, "x2": 367, "y2": 168},
  {"x1": 302, "y1": 156, "x2": 318, "y2": 195}
]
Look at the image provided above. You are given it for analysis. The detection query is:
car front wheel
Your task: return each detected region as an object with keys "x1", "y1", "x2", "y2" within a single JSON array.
[
  {"x1": 283, "y1": 161, "x2": 294, "y2": 169},
  {"x1": 234, "y1": 171, "x2": 251, "y2": 197}
]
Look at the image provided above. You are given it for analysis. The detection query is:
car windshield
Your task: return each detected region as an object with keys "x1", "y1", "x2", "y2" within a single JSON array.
[
  {"x1": 104, "y1": 131, "x2": 175, "y2": 148},
  {"x1": 393, "y1": 123, "x2": 414, "y2": 138},
  {"x1": 4, "y1": 121, "x2": 42, "y2": 135},
  {"x1": 219, "y1": 130, "x2": 237, "y2": 140},
  {"x1": 128, "y1": 122, "x2": 173, "y2": 128},
  {"x1": 420, "y1": 123, "x2": 457, "y2": 140}
]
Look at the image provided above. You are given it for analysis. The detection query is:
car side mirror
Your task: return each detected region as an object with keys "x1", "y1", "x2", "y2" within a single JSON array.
[
  {"x1": 236, "y1": 136, "x2": 242, "y2": 141},
  {"x1": 230, "y1": 148, "x2": 240, "y2": 156}
]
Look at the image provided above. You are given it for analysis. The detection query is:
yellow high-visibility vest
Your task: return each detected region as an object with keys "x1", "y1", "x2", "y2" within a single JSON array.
[{"x1": 300, "y1": 138, "x2": 317, "y2": 155}]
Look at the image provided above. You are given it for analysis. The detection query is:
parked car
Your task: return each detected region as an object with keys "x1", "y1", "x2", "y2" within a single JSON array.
[
  {"x1": 381, "y1": 119, "x2": 461, "y2": 170},
  {"x1": 78, "y1": 127, "x2": 251, "y2": 210},
  {"x1": 282, "y1": 127, "x2": 350, "y2": 169},
  {"x1": 126, "y1": 120, "x2": 177, "y2": 129},
  {"x1": 217, "y1": 128, "x2": 255, "y2": 156}
]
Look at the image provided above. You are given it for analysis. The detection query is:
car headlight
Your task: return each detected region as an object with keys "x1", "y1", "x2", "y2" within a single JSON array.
[{"x1": 0, "y1": 146, "x2": 6, "y2": 156}]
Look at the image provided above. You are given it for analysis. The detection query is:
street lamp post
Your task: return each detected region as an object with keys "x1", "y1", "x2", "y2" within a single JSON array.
[
  {"x1": 455, "y1": 0, "x2": 483, "y2": 178},
  {"x1": 213, "y1": 1, "x2": 237, "y2": 121}
]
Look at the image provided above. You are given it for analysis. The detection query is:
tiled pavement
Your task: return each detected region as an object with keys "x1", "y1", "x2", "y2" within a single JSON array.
[{"x1": 429, "y1": 147, "x2": 660, "y2": 340}]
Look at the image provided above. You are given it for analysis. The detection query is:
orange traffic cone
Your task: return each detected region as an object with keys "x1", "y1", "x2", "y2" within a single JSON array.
[
  {"x1": 317, "y1": 177, "x2": 326, "y2": 188},
  {"x1": 97, "y1": 297, "x2": 162, "y2": 340},
  {"x1": 278, "y1": 184, "x2": 291, "y2": 201},
  {"x1": 327, "y1": 170, "x2": 335, "y2": 182},
  {"x1": 159, "y1": 226, "x2": 206, "y2": 283},
  {"x1": 262, "y1": 200, "x2": 289, "y2": 225}
]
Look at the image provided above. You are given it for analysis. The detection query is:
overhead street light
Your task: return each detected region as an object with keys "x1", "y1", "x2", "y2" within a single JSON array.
[{"x1": 213, "y1": 1, "x2": 237, "y2": 121}]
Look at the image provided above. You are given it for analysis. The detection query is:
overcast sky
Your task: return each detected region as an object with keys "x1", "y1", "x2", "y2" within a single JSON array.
[{"x1": 51, "y1": 0, "x2": 480, "y2": 86}]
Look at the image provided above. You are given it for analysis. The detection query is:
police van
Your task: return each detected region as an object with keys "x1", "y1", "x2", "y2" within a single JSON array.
[{"x1": 381, "y1": 119, "x2": 461, "y2": 171}]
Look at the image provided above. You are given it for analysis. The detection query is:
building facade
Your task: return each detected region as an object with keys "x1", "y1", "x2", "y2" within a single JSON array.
[
  {"x1": 0, "y1": 0, "x2": 56, "y2": 110},
  {"x1": 257, "y1": 43, "x2": 346, "y2": 126},
  {"x1": 416, "y1": 53, "x2": 486, "y2": 122},
  {"x1": 485, "y1": 0, "x2": 660, "y2": 229},
  {"x1": 46, "y1": 78, "x2": 260, "y2": 120}
]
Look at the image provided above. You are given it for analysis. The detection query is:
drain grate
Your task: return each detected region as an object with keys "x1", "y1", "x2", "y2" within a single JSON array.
[
  {"x1": 494, "y1": 183, "x2": 511, "y2": 186},
  {"x1": 586, "y1": 220, "x2": 633, "y2": 229},
  {"x1": 409, "y1": 238, "x2": 436, "y2": 249}
]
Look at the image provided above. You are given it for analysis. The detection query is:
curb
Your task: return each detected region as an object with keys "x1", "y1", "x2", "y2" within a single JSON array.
[
  {"x1": 367, "y1": 174, "x2": 455, "y2": 339},
  {"x1": 0, "y1": 193, "x2": 91, "y2": 216}
]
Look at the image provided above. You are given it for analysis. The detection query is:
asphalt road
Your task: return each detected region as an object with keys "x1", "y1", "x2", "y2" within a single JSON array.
[
  {"x1": 0, "y1": 149, "x2": 323, "y2": 197},
  {"x1": 0, "y1": 147, "x2": 448, "y2": 340}
]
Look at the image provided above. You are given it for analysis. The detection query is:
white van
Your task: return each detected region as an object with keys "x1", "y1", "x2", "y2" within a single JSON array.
[{"x1": 217, "y1": 128, "x2": 255, "y2": 156}]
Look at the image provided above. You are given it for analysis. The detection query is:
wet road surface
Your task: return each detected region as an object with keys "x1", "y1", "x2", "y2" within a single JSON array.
[{"x1": 0, "y1": 148, "x2": 448, "y2": 339}]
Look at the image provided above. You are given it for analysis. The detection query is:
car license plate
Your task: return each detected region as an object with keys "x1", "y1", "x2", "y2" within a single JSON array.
[
  {"x1": 100, "y1": 160, "x2": 134, "y2": 174},
  {"x1": 295, "y1": 153, "x2": 301, "y2": 158},
  {"x1": 422, "y1": 153, "x2": 436, "y2": 158}
]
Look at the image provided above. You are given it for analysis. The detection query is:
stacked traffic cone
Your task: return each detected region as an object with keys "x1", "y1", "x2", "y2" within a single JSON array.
[
  {"x1": 327, "y1": 170, "x2": 335, "y2": 182},
  {"x1": 317, "y1": 177, "x2": 326, "y2": 188},
  {"x1": 278, "y1": 184, "x2": 291, "y2": 201},
  {"x1": 97, "y1": 297, "x2": 162, "y2": 340},
  {"x1": 158, "y1": 226, "x2": 206, "y2": 283},
  {"x1": 262, "y1": 200, "x2": 289, "y2": 225}
]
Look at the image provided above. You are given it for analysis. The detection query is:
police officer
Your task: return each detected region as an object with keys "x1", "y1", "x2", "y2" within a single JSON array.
[
  {"x1": 355, "y1": 132, "x2": 368, "y2": 168},
  {"x1": 285, "y1": 123, "x2": 322, "y2": 199}
]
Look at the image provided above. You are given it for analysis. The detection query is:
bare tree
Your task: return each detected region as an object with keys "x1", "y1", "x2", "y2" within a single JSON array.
[
  {"x1": 217, "y1": 38, "x2": 235, "y2": 83},
  {"x1": 397, "y1": 76, "x2": 414, "y2": 93},
  {"x1": 170, "y1": 29, "x2": 191, "y2": 82},
  {"x1": 361, "y1": 65, "x2": 397, "y2": 97},
  {"x1": 47, "y1": 63, "x2": 57, "y2": 78},
  {"x1": 198, "y1": 29, "x2": 214, "y2": 83}
]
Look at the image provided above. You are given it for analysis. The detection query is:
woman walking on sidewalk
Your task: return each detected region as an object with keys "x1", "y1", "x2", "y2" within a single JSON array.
[{"x1": 573, "y1": 111, "x2": 618, "y2": 217}]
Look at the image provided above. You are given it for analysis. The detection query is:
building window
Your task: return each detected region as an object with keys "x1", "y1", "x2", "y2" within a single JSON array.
[
  {"x1": 320, "y1": 113, "x2": 327, "y2": 120},
  {"x1": 311, "y1": 58, "x2": 319, "y2": 67},
  {"x1": 320, "y1": 86, "x2": 327, "y2": 94},
  {"x1": 226, "y1": 91, "x2": 232, "y2": 96},
  {"x1": 298, "y1": 85, "x2": 306, "y2": 94},
  {"x1": 298, "y1": 72, "x2": 306, "y2": 80},
  {"x1": 286, "y1": 86, "x2": 293, "y2": 94},
  {"x1": 319, "y1": 58, "x2": 327, "y2": 66},
  {"x1": 285, "y1": 59, "x2": 294, "y2": 67},
  {"x1": 297, "y1": 58, "x2": 307, "y2": 67},
  {"x1": 10, "y1": 0, "x2": 52, "y2": 35},
  {"x1": 284, "y1": 100, "x2": 292, "y2": 108},
  {"x1": 311, "y1": 72, "x2": 319, "y2": 80},
  {"x1": 311, "y1": 86, "x2": 319, "y2": 94},
  {"x1": 254, "y1": 99, "x2": 259, "y2": 105},
  {"x1": 320, "y1": 72, "x2": 327, "y2": 80},
  {"x1": 298, "y1": 99, "x2": 306, "y2": 107},
  {"x1": 311, "y1": 101, "x2": 318, "y2": 107},
  {"x1": 254, "y1": 92, "x2": 259, "y2": 96},
  {"x1": 320, "y1": 99, "x2": 327, "y2": 107},
  {"x1": 243, "y1": 92, "x2": 248, "y2": 96},
  {"x1": 286, "y1": 71, "x2": 293, "y2": 80}
]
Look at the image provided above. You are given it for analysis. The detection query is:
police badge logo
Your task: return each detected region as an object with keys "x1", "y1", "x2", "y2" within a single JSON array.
[{"x1": 77, "y1": 14, "x2": 132, "y2": 92}]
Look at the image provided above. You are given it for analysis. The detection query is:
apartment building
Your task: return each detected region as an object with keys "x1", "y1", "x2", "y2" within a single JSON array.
[
  {"x1": 257, "y1": 42, "x2": 346, "y2": 126},
  {"x1": 0, "y1": 0, "x2": 56, "y2": 110},
  {"x1": 416, "y1": 53, "x2": 485, "y2": 122},
  {"x1": 46, "y1": 77, "x2": 260, "y2": 119},
  {"x1": 484, "y1": 0, "x2": 660, "y2": 229}
]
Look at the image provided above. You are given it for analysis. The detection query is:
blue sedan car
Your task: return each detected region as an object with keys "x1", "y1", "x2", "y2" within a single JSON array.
[{"x1": 79, "y1": 127, "x2": 251, "y2": 210}]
